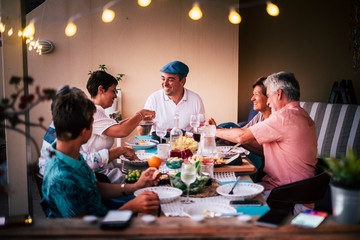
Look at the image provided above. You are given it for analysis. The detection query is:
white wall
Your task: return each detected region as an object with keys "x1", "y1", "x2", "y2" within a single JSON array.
[{"x1": 25, "y1": 0, "x2": 239, "y2": 159}]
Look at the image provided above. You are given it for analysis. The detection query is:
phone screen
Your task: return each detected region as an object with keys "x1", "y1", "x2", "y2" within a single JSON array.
[
  {"x1": 291, "y1": 211, "x2": 327, "y2": 228},
  {"x1": 255, "y1": 209, "x2": 291, "y2": 228},
  {"x1": 101, "y1": 210, "x2": 133, "y2": 229}
]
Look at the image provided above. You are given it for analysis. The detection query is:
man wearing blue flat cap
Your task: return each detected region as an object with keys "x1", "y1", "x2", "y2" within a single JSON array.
[{"x1": 138, "y1": 60, "x2": 205, "y2": 134}]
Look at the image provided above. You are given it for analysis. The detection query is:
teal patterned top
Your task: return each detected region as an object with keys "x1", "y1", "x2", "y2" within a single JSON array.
[{"x1": 42, "y1": 141, "x2": 108, "y2": 218}]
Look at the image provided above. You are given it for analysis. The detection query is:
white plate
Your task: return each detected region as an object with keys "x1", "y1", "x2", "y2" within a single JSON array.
[
  {"x1": 216, "y1": 146, "x2": 248, "y2": 158},
  {"x1": 183, "y1": 203, "x2": 236, "y2": 218},
  {"x1": 136, "y1": 152, "x2": 155, "y2": 161},
  {"x1": 125, "y1": 138, "x2": 158, "y2": 150},
  {"x1": 216, "y1": 182, "x2": 264, "y2": 200},
  {"x1": 134, "y1": 186, "x2": 182, "y2": 203}
]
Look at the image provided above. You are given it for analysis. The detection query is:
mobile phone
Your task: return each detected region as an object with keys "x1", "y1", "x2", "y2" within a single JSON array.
[
  {"x1": 100, "y1": 210, "x2": 133, "y2": 230},
  {"x1": 255, "y1": 209, "x2": 291, "y2": 228},
  {"x1": 291, "y1": 211, "x2": 328, "y2": 228},
  {"x1": 230, "y1": 200, "x2": 263, "y2": 206}
]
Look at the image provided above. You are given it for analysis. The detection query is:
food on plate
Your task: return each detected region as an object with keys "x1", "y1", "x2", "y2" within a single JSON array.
[
  {"x1": 152, "y1": 170, "x2": 161, "y2": 179},
  {"x1": 188, "y1": 155, "x2": 226, "y2": 166},
  {"x1": 148, "y1": 156, "x2": 161, "y2": 168},
  {"x1": 214, "y1": 156, "x2": 226, "y2": 165},
  {"x1": 182, "y1": 137, "x2": 198, "y2": 152},
  {"x1": 202, "y1": 209, "x2": 217, "y2": 218},
  {"x1": 169, "y1": 172, "x2": 209, "y2": 194},
  {"x1": 125, "y1": 169, "x2": 143, "y2": 182},
  {"x1": 166, "y1": 157, "x2": 183, "y2": 169}
]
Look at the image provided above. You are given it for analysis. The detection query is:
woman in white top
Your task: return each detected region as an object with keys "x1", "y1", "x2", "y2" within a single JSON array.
[{"x1": 82, "y1": 71, "x2": 155, "y2": 183}]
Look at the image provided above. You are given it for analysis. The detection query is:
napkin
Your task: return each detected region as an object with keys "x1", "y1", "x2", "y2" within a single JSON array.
[{"x1": 235, "y1": 205, "x2": 270, "y2": 216}]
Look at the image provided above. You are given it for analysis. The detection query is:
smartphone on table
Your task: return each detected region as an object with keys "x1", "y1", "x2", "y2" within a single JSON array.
[
  {"x1": 291, "y1": 211, "x2": 328, "y2": 228},
  {"x1": 255, "y1": 209, "x2": 291, "y2": 228},
  {"x1": 100, "y1": 210, "x2": 133, "y2": 230}
]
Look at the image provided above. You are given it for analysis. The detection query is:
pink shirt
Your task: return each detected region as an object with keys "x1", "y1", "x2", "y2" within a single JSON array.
[{"x1": 249, "y1": 101, "x2": 317, "y2": 190}]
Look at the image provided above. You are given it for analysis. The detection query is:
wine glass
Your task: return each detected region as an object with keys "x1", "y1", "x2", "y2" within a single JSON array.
[
  {"x1": 190, "y1": 114, "x2": 200, "y2": 133},
  {"x1": 181, "y1": 162, "x2": 196, "y2": 204},
  {"x1": 198, "y1": 113, "x2": 205, "y2": 127},
  {"x1": 155, "y1": 122, "x2": 167, "y2": 144}
]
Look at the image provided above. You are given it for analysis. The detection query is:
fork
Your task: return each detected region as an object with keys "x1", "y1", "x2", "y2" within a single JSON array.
[
  {"x1": 225, "y1": 143, "x2": 241, "y2": 153},
  {"x1": 228, "y1": 176, "x2": 241, "y2": 194}
]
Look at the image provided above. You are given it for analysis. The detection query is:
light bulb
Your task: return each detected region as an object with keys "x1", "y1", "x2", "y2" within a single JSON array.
[
  {"x1": 65, "y1": 22, "x2": 77, "y2": 37},
  {"x1": 267, "y1": 2, "x2": 279, "y2": 16},
  {"x1": 23, "y1": 22, "x2": 35, "y2": 37},
  {"x1": 102, "y1": 9, "x2": 115, "y2": 23},
  {"x1": 228, "y1": 8, "x2": 241, "y2": 24},
  {"x1": 138, "y1": 0, "x2": 151, "y2": 7},
  {"x1": 18, "y1": 30, "x2": 22, "y2": 37},
  {"x1": 8, "y1": 28, "x2": 13, "y2": 36},
  {"x1": 189, "y1": 2, "x2": 202, "y2": 20},
  {"x1": 0, "y1": 22, "x2": 5, "y2": 33}
]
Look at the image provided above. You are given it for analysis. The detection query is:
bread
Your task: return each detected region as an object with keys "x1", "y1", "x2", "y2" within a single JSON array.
[{"x1": 153, "y1": 170, "x2": 161, "y2": 179}]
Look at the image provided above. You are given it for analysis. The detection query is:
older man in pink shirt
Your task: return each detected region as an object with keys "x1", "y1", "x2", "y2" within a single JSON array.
[{"x1": 215, "y1": 71, "x2": 317, "y2": 213}]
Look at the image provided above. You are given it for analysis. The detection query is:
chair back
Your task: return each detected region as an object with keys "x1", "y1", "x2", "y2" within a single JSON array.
[{"x1": 267, "y1": 167, "x2": 330, "y2": 213}]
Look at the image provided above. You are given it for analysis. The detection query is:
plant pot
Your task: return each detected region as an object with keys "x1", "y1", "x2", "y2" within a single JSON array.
[{"x1": 331, "y1": 184, "x2": 360, "y2": 224}]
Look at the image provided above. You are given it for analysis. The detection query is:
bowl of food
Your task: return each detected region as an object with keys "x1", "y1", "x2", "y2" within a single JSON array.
[
  {"x1": 166, "y1": 157, "x2": 183, "y2": 169},
  {"x1": 169, "y1": 172, "x2": 209, "y2": 195}
]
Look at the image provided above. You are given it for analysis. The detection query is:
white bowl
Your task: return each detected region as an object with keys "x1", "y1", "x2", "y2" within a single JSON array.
[
  {"x1": 216, "y1": 182, "x2": 264, "y2": 200},
  {"x1": 134, "y1": 186, "x2": 182, "y2": 203}
]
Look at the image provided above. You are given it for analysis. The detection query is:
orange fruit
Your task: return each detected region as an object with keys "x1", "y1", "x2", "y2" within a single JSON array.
[{"x1": 148, "y1": 156, "x2": 161, "y2": 168}]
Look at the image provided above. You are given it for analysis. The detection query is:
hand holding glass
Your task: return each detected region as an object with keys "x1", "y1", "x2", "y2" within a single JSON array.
[{"x1": 181, "y1": 162, "x2": 196, "y2": 204}]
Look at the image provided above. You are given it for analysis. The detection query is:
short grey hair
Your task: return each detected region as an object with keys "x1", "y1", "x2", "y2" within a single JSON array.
[{"x1": 264, "y1": 71, "x2": 300, "y2": 101}]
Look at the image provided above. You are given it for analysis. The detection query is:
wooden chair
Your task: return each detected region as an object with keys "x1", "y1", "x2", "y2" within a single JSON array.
[{"x1": 266, "y1": 164, "x2": 331, "y2": 214}]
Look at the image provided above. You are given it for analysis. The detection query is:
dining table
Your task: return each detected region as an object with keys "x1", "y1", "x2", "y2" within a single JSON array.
[
  {"x1": 1, "y1": 173, "x2": 359, "y2": 239},
  {"x1": 2, "y1": 136, "x2": 357, "y2": 239}
]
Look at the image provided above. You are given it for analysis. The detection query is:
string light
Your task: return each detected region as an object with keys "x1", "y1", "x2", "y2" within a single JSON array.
[
  {"x1": 266, "y1": 2, "x2": 279, "y2": 16},
  {"x1": 138, "y1": 0, "x2": 151, "y2": 7},
  {"x1": 228, "y1": 8, "x2": 241, "y2": 24},
  {"x1": 23, "y1": 22, "x2": 35, "y2": 37},
  {"x1": 8, "y1": 28, "x2": 13, "y2": 36},
  {"x1": 189, "y1": 2, "x2": 203, "y2": 21},
  {"x1": 0, "y1": 22, "x2": 5, "y2": 33},
  {"x1": 18, "y1": 30, "x2": 22, "y2": 37},
  {"x1": 102, "y1": 9, "x2": 115, "y2": 23},
  {"x1": 65, "y1": 22, "x2": 77, "y2": 37}
]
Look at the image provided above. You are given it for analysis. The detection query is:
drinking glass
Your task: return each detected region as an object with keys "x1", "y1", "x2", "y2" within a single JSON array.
[
  {"x1": 181, "y1": 162, "x2": 196, "y2": 204},
  {"x1": 198, "y1": 113, "x2": 205, "y2": 127},
  {"x1": 155, "y1": 122, "x2": 167, "y2": 144},
  {"x1": 190, "y1": 114, "x2": 200, "y2": 133}
]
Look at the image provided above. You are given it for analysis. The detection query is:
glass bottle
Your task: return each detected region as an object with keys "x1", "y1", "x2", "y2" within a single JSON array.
[{"x1": 170, "y1": 114, "x2": 183, "y2": 158}]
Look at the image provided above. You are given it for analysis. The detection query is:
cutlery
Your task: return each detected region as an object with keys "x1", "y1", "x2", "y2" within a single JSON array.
[
  {"x1": 228, "y1": 176, "x2": 241, "y2": 194},
  {"x1": 225, "y1": 143, "x2": 241, "y2": 153}
]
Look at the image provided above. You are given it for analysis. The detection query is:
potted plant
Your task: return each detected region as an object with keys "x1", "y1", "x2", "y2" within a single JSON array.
[{"x1": 322, "y1": 148, "x2": 360, "y2": 224}]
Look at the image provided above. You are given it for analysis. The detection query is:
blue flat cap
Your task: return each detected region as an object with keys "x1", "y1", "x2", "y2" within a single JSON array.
[{"x1": 160, "y1": 61, "x2": 189, "y2": 77}]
